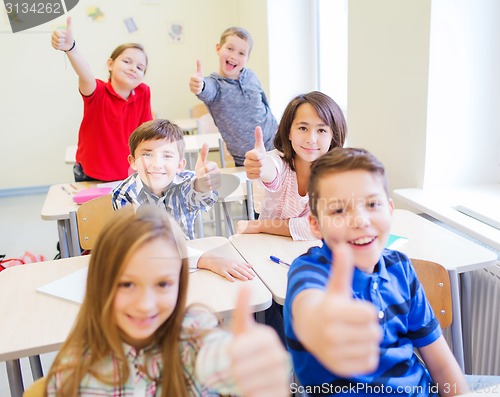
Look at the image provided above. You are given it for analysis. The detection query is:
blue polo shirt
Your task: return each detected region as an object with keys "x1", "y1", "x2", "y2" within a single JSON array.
[{"x1": 283, "y1": 243, "x2": 442, "y2": 396}]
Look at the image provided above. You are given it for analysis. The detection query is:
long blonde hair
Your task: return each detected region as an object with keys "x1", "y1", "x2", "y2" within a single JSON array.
[{"x1": 45, "y1": 206, "x2": 190, "y2": 396}]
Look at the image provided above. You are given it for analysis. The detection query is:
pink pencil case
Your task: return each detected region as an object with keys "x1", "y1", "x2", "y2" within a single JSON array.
[{"x1": 73, "y1": 187, "x2": 113, "y2": 204}]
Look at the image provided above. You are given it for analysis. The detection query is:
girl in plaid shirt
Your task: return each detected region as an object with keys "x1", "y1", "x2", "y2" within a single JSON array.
[{"x1": 44, "y1": 206, "x2": 289, "y2": 396}]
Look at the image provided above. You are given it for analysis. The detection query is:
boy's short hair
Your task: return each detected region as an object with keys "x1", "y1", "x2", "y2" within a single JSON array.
[
  {"x1": 129, "y1": 119, "x2": 186, "y2": 159},
  {"x1": 220, "y1": 26, "x2": 254, "y2": 54},
  {"x1": 308, "y1": 147, "x2": 389, "y2": 217}
]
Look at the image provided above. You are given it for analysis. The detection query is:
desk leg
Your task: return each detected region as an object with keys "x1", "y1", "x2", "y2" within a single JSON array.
[
  {"x1": 6, "y1": 359, "x2": 24, "y2": 397},
  {"x1": 222, "y1": 202, "x2": 235, "y2": 237},
  {"x1": 460, "y1": 272, "x2": 473, "y2": 374},
  {"x1": 69, "y1": 211, "x2": 82, "y2": 256},
  {"x1": 255, "y1": 310, "x2": 265, "y2": 324},
  {"x1": 186, "y1": 153, "x2": 195, "y2": 171},
  {"x1": 214, "y1": 203, "x2": 222, "y2": 236},
  {"x1": 29, "y1": 355, "x2": 43, "y2": 380},
  {"x1": 57, "y1": 220, "x2": 70, "y2": 258},
  {"x1": 449, "y1": 268, "x2": 466, "y2": 372}
]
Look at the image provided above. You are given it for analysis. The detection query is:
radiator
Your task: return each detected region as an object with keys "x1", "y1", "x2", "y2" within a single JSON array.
[{"x1": 469, "y1": 265, "x2": 500, "y2": 375}]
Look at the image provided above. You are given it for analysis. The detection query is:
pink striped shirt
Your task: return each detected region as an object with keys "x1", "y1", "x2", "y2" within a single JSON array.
[{"x1": 259, "y1": 150, "x2": 317, "y2": 241}]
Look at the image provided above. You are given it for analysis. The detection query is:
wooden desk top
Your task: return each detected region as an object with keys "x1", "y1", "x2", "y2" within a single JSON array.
[
  {"x1": 184, "y1": 132, "x2": 222, "y2": 153},
  {"x1": 0, "y1": 237, "x2": 271, "y2": 362},
  {"x1": 230, "y1": 209, "x2": 498, "y2": 304},
  {"x1": 392, "y1": 209, "x2": 498, "y2": 273},
  {"x1": 229, "y1": 234, "x2": 319, "y2": 305},
  {"x1": 41, "y1": 182, "x2": 99, "y2": 221}
]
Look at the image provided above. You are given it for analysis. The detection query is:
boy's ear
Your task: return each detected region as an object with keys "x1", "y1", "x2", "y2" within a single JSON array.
[
  {"x1": 178, "y1": 157, "x2": 186, "y2": 172},
  {"x1": 215, "y1": 43, "x2": 221, "y2": 54},
  {"x1": 308, "y1": 213, "x2": 323, "y2": 240},
  {"x1": 388, "y1": 198, "x2": 395, "y2": 214},
  {"x1": 128, "y1": 154, "x2": 138, "y2": 171}
]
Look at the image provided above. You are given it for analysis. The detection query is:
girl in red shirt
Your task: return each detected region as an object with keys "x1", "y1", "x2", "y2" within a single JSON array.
[{"x1": 52, "y1": 17, "x2": 153, "y2": 182}]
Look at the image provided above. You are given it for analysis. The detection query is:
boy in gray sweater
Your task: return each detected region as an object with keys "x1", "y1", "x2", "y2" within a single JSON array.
[{"x1": 189, "y1": 27, "x2": 278, "y2": 166}]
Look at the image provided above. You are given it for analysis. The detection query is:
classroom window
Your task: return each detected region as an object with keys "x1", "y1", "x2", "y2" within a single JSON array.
[{"x1": 316, "y1": 0, "x2": 348, "y2": 112}]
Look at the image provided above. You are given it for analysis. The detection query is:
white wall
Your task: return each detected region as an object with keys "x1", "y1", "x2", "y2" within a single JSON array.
[
  {"x1": 424, "y1": 0, "x2": 500, "y2": 189},
  {"x1": 0, "y1": 0, "x2": 270, "y2": 189},
  {"x1": 346, "y1": 0, "x2": 432, "y2": 196},
  {"x1": 267, "y1": 0, "x2": 317, "y2": 121}
]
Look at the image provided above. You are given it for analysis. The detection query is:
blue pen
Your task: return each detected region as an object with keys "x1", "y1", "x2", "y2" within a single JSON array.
[{"x1": 270, "y1": 255, "x2": 290, "y2": 267}]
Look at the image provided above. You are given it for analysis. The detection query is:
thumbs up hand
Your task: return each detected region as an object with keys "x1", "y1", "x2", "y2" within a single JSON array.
[
  {"x1": 230, "y1": 286, "x2": 290, "y2": 397},
  {"x1": 51, "y1": 16, "x2": 75, "y2": 51},
  {"x1": 194, "y1": 143, "x2": 221, "y2": 193},
  {"x1": 295, "y1": 244, "x2": 382, "y2": 377},
  {"x1": 190, "y1": 60, "x2": 205, "y2": 95},
  {"x1": 244, "y1": 126, "x2": 268, "y2": 180}
]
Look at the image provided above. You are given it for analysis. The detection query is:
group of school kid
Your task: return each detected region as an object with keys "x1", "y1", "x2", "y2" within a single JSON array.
[{"x1": 27, "y1": 14, "x2": 490, "y2": 397}]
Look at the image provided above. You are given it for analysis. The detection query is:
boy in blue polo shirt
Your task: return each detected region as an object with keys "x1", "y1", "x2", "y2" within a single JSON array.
[{"x1": 283, "y1": 147, "x2": 469, "y2": 396}]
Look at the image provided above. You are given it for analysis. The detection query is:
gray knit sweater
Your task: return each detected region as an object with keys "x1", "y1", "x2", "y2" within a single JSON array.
[{"x1": 196, "y1": 68, "x2": 278, "y2": 165}]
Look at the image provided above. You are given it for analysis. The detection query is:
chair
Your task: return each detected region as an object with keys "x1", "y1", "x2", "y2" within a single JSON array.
[
  {"x1": 411, "y1": 258, "x2": 453, "y2": 330},
  {"x1": 69, "y1": 195, "x2": 134, "y2": 254},
  {"x1": 190, "y1": 102, "x2": 209, "y2": 119},
  {"x1": 22, "y1": 377, "x2": 46, "y2": 397}
]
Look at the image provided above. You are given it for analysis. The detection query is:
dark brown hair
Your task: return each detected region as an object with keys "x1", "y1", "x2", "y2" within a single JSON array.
[
  {"x1": 274, "y1": 91, "x2": 347, "y2": 171},
  {"x1": 308, "y1": 147, "x2": 388, "y2": 217},
  {"x1": 129, "y1": 119, "x2": 186, "y2": 159}
]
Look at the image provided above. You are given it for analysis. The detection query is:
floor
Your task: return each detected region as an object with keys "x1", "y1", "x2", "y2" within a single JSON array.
[{"x1": 0, "y1": 191, "x2": 246, "y2": 396}]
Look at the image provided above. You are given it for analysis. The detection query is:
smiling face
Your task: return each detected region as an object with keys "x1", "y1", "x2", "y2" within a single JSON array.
[
  {"x1": 309, "y1": 170, "x2": 394, "y2": 273},
  {"x1": 113, "y1": 237, "x2": 182, "y2": 350},
  {"x1": 216, "y1": 35, "x2": 250, "y2": 79},
  {"x1": 289, "y1": 103, "x2": 334, "y2": 164},
  {"x1": 107, "y1": 47, "x2": 147, "y2": 94},
  {"x1": 129, "y1": 138, "x2": 186, "y2": 196}
]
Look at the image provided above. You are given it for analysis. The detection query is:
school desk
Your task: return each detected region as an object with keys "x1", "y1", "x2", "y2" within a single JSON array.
[
  {"x1": 41, "y1": 182, "x2": 100, "y2": 258},
  {"x1": 0, "y1": 236, "x2": 272, "y2": 397},
  {"x1": 172, "y1": 117, "x2": 198, "y2": 134},
  {"x1": 183, "y1": 131, "x2": 224, "y2": 169},
  {"x1": 41, "y1": 167, "x2": 249, "y2": 257},
  {"x1": 229, "y1": 209, "x2": 498, "y2": 373}
]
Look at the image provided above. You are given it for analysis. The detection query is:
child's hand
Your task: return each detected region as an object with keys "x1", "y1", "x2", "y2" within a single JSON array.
[
  {"x1": 194, "y1": 143, "x2": 221, "y2": 193},
  {"x1": 51, "y1": 16, "x2": 75, "y2": 51},
  {"x1": 244, "y1": 127, "x2": 267, "y2": 179},
  {"x1": 303, "y1": 244, "x2": 381, "y2": 377},
  {"x1": 198, "y1": 251, "x2": 254, "y2": 282},
  {"x1": 236, "y1": 220, "x2": 261, "y2": 235},
  {"x1": 190, "y1": 60, "x2": 205, "y2": 95},
  {"x1": 230, "y1": 286, "x2": 290, "y2": 397}
]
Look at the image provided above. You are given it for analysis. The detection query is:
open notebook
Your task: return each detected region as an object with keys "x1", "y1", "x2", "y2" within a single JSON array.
[{"x1": 37, "y1": 247, "x2": 203, "y2": 304}]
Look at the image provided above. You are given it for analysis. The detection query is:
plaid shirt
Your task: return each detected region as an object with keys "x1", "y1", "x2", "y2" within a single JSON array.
[
  {"x1": 47, "y1": 309, "x2": 239, "y2": 396},
  {"x1": 112, "y1": 171, "x2": 217, "y2": 239}
]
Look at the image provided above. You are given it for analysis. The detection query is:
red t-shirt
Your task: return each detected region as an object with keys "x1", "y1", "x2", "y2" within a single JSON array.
[{"x1": 76, "y1": 79, "x2": 153, "y2": 181}]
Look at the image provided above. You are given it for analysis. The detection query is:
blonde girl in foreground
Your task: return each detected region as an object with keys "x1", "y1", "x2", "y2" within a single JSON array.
[{"x1": 44, "y1": 206, "x2": 289, "y2": 396}]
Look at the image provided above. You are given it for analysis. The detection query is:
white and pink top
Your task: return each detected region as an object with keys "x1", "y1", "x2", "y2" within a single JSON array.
[{"x1": 259, "y1": 150, "x2": 317, "y2": 241}]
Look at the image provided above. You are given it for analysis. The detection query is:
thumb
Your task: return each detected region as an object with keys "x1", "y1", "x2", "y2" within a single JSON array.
[
  {"x1": 231, "y1": 285, "x2": 254, "y2": 336},
  {"x1": 253, "y1": 126, "x2": 265, "y2": 151},
  {"x1": 66, "y1": 16, "x2": 72, "y2": 33},
  {"x1": 197, "y1": 143, "x2": 209, "y2": 165},
  {"x1": 196, "y1": 59, "x2": 203, "y2": 76},
  {"x1": 326, "y1": 243, "x2": 355, "y2": 298}
]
